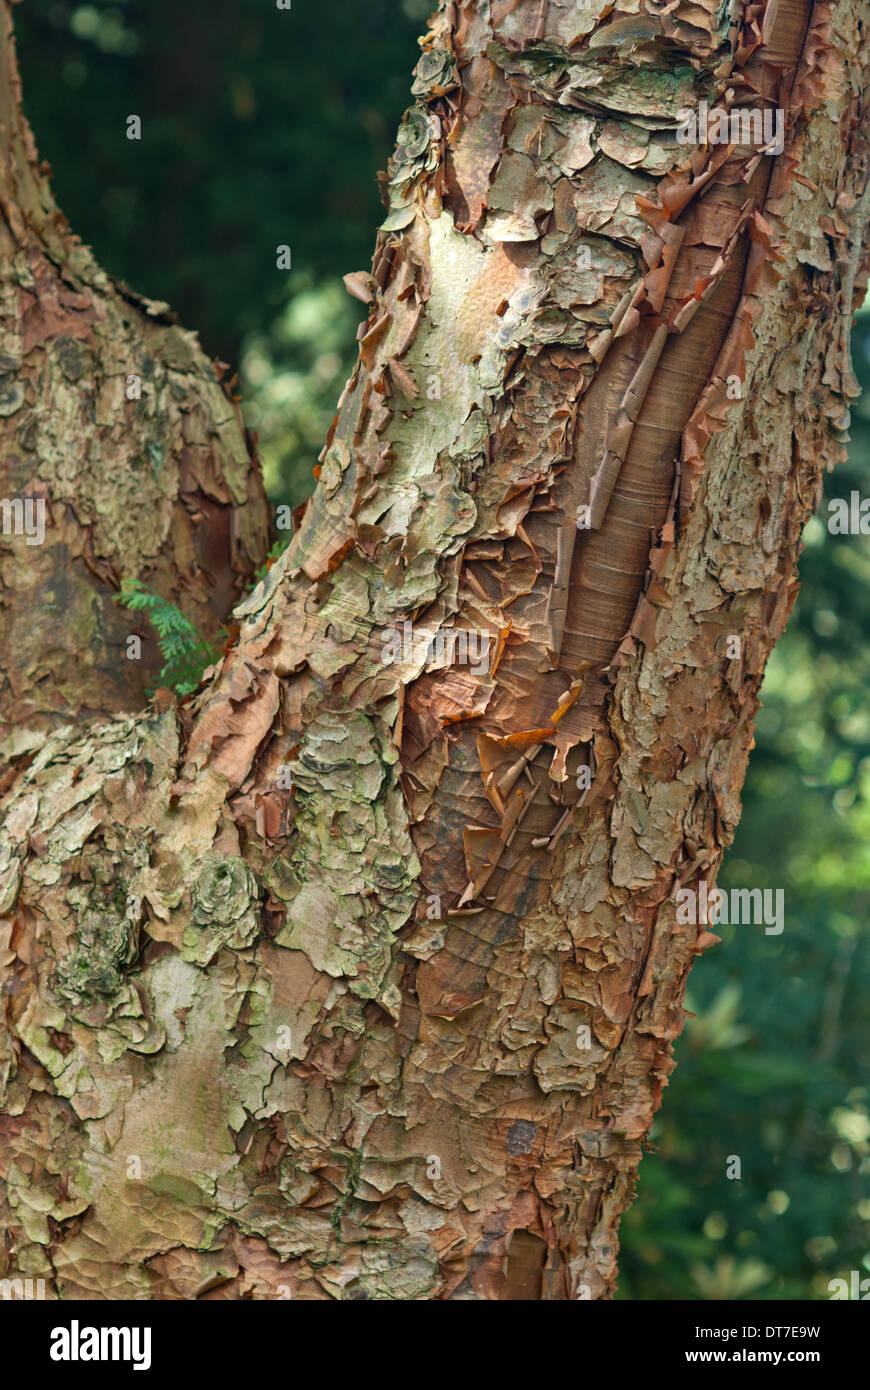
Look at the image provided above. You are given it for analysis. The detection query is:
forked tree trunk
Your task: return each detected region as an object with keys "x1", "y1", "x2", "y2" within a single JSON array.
[{"x1": 1, "y1": 0, "x2": 867, "y2": 1300}]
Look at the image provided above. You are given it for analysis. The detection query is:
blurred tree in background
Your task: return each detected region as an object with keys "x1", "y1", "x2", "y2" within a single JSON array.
[
  {"x1": 16, "y1": 0, "x2": 429, "y2": 504},
  {"x1": 15, "y1": 0, "x2": 869, "y2": 1299}
]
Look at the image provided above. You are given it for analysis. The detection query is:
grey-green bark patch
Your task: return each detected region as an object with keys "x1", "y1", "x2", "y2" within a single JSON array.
[
  {"x1": 0, "y1": 378, "x2": 23, "y2": 414},
  {"x1": 182, "y1": 856, "x2": 262, "y2": 966},
  {"x1": 339, "y1": 1240, "x2": 440, "y2": 1300},
  {"x1": 55, "y1": 903, "x2": 135, "y2": 1005},
  {"x1": 381, "y1": 104, "x2": 440, "y2": 230},
  {"x1": 488, "y1": 40, "x2": 701, "y2": 120},
  {"x1": 274, "y1": 707, "x2": 419, "y2": 1007}
]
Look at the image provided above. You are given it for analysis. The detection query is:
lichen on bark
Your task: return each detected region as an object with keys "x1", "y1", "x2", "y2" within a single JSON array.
[{"x1": 183, "y1": 856, "x2": 262, "y2": 966}]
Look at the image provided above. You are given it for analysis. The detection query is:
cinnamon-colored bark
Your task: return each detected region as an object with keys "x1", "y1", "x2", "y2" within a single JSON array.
[{"x1": 1, "y1": 0, "x2": 867, "y2": 1300}]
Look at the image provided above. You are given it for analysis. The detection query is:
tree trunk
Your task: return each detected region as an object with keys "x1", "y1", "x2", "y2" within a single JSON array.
[
  {"x1": 0, "y1": 2, "x2": 271, "y2": 748},
  {"x1": 1, "y1": 0, "x2": 867, "y2": 1300}
]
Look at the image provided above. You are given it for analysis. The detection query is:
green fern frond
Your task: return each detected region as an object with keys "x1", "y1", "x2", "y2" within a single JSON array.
[{"x1": 117, "y1": 579, "x2": 220, "y2": 698}]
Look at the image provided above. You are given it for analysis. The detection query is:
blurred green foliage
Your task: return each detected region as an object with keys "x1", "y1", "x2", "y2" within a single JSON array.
[
  {"x1": 16, "y1": 0, "x2": 869, "y2": 1300},
  {"x1": 16, "y1": 0, "x2": 423, "y2": 365}
]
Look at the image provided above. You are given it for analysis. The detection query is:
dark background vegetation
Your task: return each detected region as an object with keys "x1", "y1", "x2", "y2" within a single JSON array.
[{"x1": 16, "y1": 0, "x2": 869, "y2": 1299}]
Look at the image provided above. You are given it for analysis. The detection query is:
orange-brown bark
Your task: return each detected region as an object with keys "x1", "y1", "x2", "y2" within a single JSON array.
[{"x1": 0, "y1": 0, "x2": 867, "y2": 1301}]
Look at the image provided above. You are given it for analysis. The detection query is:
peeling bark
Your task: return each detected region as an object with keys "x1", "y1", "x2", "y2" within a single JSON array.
[
  {"x1": 0, "y1": 5, "x2": 271, "y2": 748},
  {"x1": 1, "y1": 0, "x2": 868, "y2": 1300}
]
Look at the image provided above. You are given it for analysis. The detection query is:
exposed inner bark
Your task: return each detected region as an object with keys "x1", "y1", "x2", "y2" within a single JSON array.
[{"x1": 0, "y1": 0, "x2": 867, "y2": 1301}]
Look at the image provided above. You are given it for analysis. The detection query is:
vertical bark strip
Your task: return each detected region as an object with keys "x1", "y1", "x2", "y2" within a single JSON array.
[
  {"x1": 0, "y1": 0, "x2": 868, "y2": 1299},
  {"x1": 0, "y1": 3, "x2": 271, "y2": 747}
]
